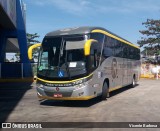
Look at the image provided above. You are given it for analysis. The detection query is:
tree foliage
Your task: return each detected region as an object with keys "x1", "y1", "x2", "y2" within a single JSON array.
[
  {"x1": 141, "y1": 46, "x2": 160, "y2": 56},
  {"x1": 15, "y1": 33, "x2": 40, "y2": 62},
  {"x1": 138, "y1": 19, "x2": 160, "y2": 55},
  {"x1": 27, "y1": 33, "x2": 40, "y2": 45},
  {"x1": 27, "y1": 33, "x2": 40, "y2": 61}
]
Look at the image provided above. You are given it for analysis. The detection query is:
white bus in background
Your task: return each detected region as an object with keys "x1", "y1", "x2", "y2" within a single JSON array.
[{"x1": 28, "y1": 27, "x2": 141, "y2": 101}]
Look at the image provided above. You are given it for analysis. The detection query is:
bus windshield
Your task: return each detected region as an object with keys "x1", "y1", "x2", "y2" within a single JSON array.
[{"x1": 37, "y1": 36, "x2": 88, "y2": 80}]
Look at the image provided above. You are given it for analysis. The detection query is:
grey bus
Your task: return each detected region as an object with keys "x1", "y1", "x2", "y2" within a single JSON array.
[{"x1": 29, "y1": 27, "x2": 141, "y2": 100}]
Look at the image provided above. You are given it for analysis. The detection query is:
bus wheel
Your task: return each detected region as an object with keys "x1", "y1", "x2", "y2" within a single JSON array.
[
  {"x1": 101, "y1": 82, "x2": 109, "y2": 100},
  {"x1": 131, "y1": 76, "x2": 136, "y2": 88}
]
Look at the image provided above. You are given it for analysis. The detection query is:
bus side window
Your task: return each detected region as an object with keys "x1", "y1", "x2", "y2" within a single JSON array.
[
  {"x1": 90, "y1": 33, "x2": 104, "y2": 63},
  {"x1": 115, "y1": 41, "x2": 123, "y2": 57},
  {"x1": 135, "y1": 48, "x2": 140, "y2": 60},
  {"x1": 123, "y1": 44, "x2": 128, "y2": 58},
  {"x1": 103, "y1": 36, "x2": 113, "y2": 58},
  {"x1": 90, "y1": 49, "x2": 98, "y2": 70}
]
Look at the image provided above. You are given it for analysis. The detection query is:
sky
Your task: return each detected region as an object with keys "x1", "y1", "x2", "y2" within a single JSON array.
[{"x1": 24, "y1": 0, "x2": 160, "y2": 47}]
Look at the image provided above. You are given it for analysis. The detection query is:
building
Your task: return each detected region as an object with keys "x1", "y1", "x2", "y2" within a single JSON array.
[{"x1": 0, "y1": 0, "x2": 32, "y2": 79}]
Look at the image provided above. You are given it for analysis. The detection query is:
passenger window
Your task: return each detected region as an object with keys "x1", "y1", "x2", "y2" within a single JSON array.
[
  {"x1": 90, "y1": 33, "x2": 104, "y2": 54},
  {"x1": 90, "y1": 49, "x2": 98, "y2": 70},
  {"x1": 123, "y1": 45, "x2": 128, "y2": 58},
  {"x1": 103, "y1": 36, "x2": 114, "y2": 57},
  {"x1": 115, "y1": 41, "x2": 123, "y2": 57},
  {"x1": 90, "y1": 33, "x2": 104, "y2": 64}
]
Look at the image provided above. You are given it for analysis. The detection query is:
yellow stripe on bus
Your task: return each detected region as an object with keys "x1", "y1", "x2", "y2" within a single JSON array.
[
  {"x1": 28, "y1": 43, "x2": 41, "y2": 60},
  {"x1": 109, "y1": 85, "x2": 122, "y2": 92},
  {"x1": 92, "y1": 29, "x2": 139, "y2": 49},
  {"x1": 37, "y1": 73, "x2": 93, "y2": 84}
]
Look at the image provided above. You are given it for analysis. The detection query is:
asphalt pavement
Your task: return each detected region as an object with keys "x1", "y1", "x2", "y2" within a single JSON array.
[{"x1": 0, "y1": 79, "x2": 160, "y2": 131}]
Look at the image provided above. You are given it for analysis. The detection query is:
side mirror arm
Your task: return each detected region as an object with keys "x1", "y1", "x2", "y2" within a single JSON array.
[
  {"x1": 84, "y1": 39, "x2": 98, "y2": 56},
  {"x1": 28, "y1": 43, "x2": 41, "y2": 60}
]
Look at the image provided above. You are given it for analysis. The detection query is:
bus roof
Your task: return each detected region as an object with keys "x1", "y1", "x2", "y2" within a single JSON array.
[
  {"x1": 46, "y1": 26, "x2": 119, "y2": 37},
  {"x1": 45, "y1": 26, "x2": 139, "y2": 49}
]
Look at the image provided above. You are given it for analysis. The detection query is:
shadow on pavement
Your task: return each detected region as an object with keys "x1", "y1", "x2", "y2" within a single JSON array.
[
  {"x1": 110, "y1": 84, "x2": 139, "y2": 97},
  {"x1": 0, "y1": 82, "x2": 33, "y2": 122},
  {"x1": 40, "y1": 84, "x2": 139, "y2": 107},
  {"x1": 40, "y1": 97, "x2": 102, "y2": 108}
]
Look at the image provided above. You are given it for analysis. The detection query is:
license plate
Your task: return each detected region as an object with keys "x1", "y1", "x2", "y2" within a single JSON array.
[{"x1": 53, "y1": 94, "x2": 62, "y2": 98}]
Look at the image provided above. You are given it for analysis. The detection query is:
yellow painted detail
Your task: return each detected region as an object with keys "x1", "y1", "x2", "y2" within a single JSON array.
[
  {"x1": 92, "y1": 29, "x2": 139, "y2": 49},
  {"x1": 37, "y1": 94, "x2": 95, "y2": 100},
  {"x1": 37, "y1": 73, "x2": 93, "y2": 84},
  {"x1": 84, "y1": 39, "x2": 98, "y2": 55},
  {"x1": 109, "y1": 85, "x2": 122, "y2": 92},
  {"x1": 140, "y1": 74, "x2": 154, "y2": 79},
  {"x1": 28, "y1": 43, "x2": 41, "y2": 60}
]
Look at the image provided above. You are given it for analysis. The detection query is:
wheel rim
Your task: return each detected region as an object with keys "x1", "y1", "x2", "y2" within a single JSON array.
[{"x1": 133, "y1": 78, "x2": 135, "y2": 86}]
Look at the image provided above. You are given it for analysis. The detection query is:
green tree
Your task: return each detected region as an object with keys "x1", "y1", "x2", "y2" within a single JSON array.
[
  {"x1": 27, "y1": 33, "x2": 40, "y2": 61},
  {"x1": 15, "y1": 52, "x2": 20, "y2": 62},
  {"x1": 5, "y1": 58, "x2": 10, "y2": 62},
  {"x1": 27, "y1": 33, "x2": 40, "y2": 46},
  {"x1": 27, "y1": 33, "x2": 40, "y2": 76},
  {"x1": 138, "y1": 19, "x2": 160, "y2": 55},
  {"x1": 14, "y1": 33, "x2": 40, "y2": 62}
]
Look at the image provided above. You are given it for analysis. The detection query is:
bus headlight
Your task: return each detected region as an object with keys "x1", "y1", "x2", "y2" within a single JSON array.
[
  {"x1": 74, "y1": 81, "x2": 90, "y2": 90},
  {"x1": 36, "y1": 83, "x2": 43, "y2": 89},
  {"x1": 74, "y1": 83, "x2": 86, "y2": 90}
]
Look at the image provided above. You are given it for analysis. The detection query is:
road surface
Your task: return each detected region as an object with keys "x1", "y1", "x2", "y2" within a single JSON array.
[{"x1": 0, "y1": 79, "x2": 160, "y2": 130}]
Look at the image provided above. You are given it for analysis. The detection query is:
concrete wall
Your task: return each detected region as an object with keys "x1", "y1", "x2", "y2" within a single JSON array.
[{"x1": 0, "y1": 0, "x2": 16, "y2": 27}]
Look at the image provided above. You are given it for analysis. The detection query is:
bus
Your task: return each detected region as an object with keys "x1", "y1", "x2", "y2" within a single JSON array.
[{"x1": 28, "y1": 27, "x2": 141, "y2": 100}]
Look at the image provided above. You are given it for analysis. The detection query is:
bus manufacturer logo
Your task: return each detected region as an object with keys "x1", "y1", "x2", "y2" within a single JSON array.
[
  {"x1": 58, "y1": 71, "x2": 64, "y2": 77},
  {"x1": 56, "y1": 87, "x2": 59, "y2": 91}
]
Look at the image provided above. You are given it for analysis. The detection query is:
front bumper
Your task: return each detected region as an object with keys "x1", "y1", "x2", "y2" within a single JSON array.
[{"x1": 36, "y1": 84, "x2": 95, "y2": 100}]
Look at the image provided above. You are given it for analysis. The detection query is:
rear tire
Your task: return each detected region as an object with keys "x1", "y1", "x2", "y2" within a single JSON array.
[
  {"x1": 130, "y1": 76, "x2": 136, "y2": 88},
  {"x1": 101, "y1": 82, "x2": 109, "y2": 100}
]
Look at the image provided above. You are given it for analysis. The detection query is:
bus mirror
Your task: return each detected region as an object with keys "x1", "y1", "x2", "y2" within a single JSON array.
[
  {"x1": 84, "y1": 39, "x2": 98, "y2": 56},
  {"x1": 28, "y1": 43, "x2": 42, "y2": 60}
]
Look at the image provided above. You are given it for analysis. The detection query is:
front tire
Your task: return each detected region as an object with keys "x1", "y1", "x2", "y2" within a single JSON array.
[{"x1": 101, "y1": 82, "x2": 109, "y2": 100}]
